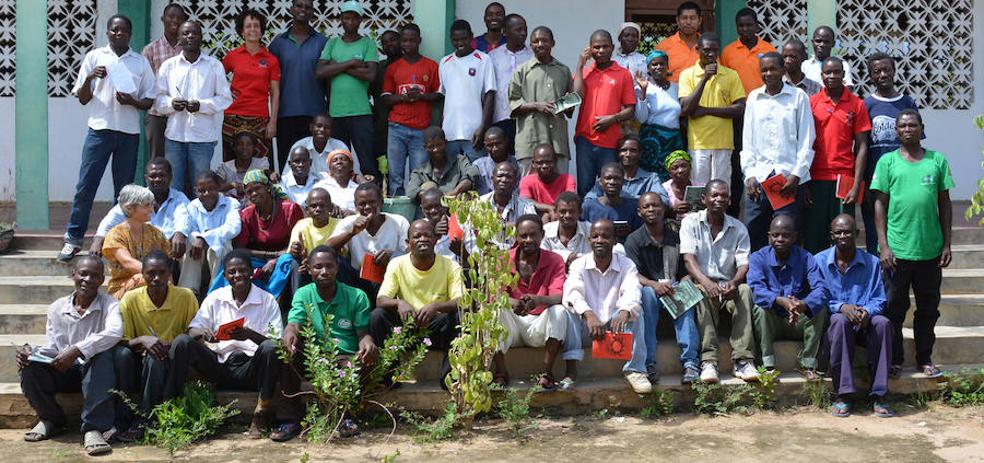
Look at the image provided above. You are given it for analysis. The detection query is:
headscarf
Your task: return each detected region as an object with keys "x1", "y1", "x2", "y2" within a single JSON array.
[
  {"x1": 242, "y1": 169, "x2": 288, "y2": 199},
  {"x1": 328, "y1": 149, "x2": 353, "y2": 163},
  {"x1": 647, "y1": 49, "x2": 668, "y2": 64},
  {"x1": 617, "y1": 22, "x2": 642, "y2": 55},
  {"x1": 664, "y1": 150, "x2": 691, "y2": 171}
]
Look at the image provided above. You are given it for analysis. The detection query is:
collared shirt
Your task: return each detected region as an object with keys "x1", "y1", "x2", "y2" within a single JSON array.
[
  {"x1": 679, "y1": 210, "x2": 751, "y2": 282},
  {"x1": 223, "y1": 45, "x2": 281, "y2": 118},
  {"x1": 406, "y1": 155, "x2": 481, "y2": 202},
  {"x1": 439, "y1": 50, "x2": 496, "y2": 141},
  {"x1": 490, "y1": 44, "x2": 533, "y2": 123},
  {"x1": 473, "y1": 156, "x2": 519, "y2": 195},
  {"x1": 120, "y1": 285, "x2": 199, "y2": 342},
  {"x1": 542, "y1": 221, "x2": 627, "y2": 263},
  {"x1": 313, "y1": 175, "x2": 359, "y2": 211},
  {"x1": 143, "y1": 35, "x2": 182, "y2": 117},
  {"x1": 635, "y1": 82, "x2": 680, "y2": 128},
  {"x1": 287, "y1": 282, "x2": 370, "y2": 354},
  {"x1": 269, "y1": 26, "x2": 329, "y2": 118},
  {"x1": 480, "y1": 191, "x2": 537, "y2": 224},
  {"x1": 809, "y1": 88, "x2": 872, "y2": 181},
  {"x1": 721, "y1": 36, "x2": 778, "y2": 94},
  {"x1": 784, "y1": 74, "x2": 822, "y2": 96},
  {"x1": 740, "y1": 83, "x2": 817, "y2": 183},
  {"x1": 290, "y1": 136, "x2": 353, "y2": 176},
  {"x1": 575, "y1": 61, "x2": 637, "y2": 149},
  {"x1": 564, "y1": 252, "x2": 642, "y2": 322},
  {"x1": 95, "y1": 188, "x2": 190, "y2": 239},
  {"x1": 190, "y1": 284, "x2": 283, "y2": 362},
  {"x1": 378, "y1": 254, "x2": 465, "y2": 309},
  {"x1": 509, "y1": 247, "x2": 567, "y2": 315},
  {"x1": 234, "y1": 200, "x2": 305, "y2": 252},
  {"x1": 624, "y1": 224, "x2": 681, "y2": 282},
  {"x1": 802, "y1": 56, "x2": 855, "y2": 87},
  {"x1": 509, "y1": 57, "x2": 573, "y2": 159},
  {"x1": 40, "y1": 292, "x2": 122, "y2": 359},
  {"x1": 655, "y1": 32, "x2": 700, "y2": 83},
  {"x1": 329, "y1": 212, "x2": 410, "y2": 271},
  {"x1": 815, "y1": 246, "x2": 886, "y2": 316},
  {"x1": 747, "y1": 245, "x2": 827, "y2": 316},
  {"x1": 71, "y1": 46, "x2": 156, "y2": 134},
  {"x1": 614, "y1": 50, "x2": 647, "y2": 81},
  {"x1": 215, "y1": 157, "x2": 270, "y2": 187},
  {"x1": 280, "y1": 170, "x2": 324, "y2": 206},
  {"x1": 586, "y1": 167, "x2": 671, "y2": 203},
  {"x1": 678, "y1": 62, "x2": 747, "y2": 150},
  {"x1": 154, "y1": 52, "x2": 233, "y2": 143},
  {"x1": 185, "y1": 194, "x2": 241, "y2": 254}
]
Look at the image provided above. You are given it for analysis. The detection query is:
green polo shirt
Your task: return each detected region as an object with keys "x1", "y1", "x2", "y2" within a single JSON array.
[
  {"x1": 287, "y1": 282, "x2": 370, "y2": 354},
  {"x1": 320, "y1": 36, "x2": 378, "y2": 117}
]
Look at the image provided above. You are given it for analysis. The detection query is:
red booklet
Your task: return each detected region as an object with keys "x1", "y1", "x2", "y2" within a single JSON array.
[
  {"x1": 215, "y1": 318, "x2": 244, "y2": 341},
  {"x1": 592, "y1": 332, "x2": 633, "y2": 360},
  {"x1": 760, "y1": 174, "x2": 795, "y2": 210},
  {"x1": 360, "y1": 253, "x2": 386, "y2": 284},
  {"x1": 836, "y1": 174, "x2": 865, "y2": 204}
]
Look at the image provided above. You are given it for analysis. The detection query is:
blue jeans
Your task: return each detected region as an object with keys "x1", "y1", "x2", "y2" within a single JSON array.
[
  {"x1": 64, "y1": 128, "x2": 138, "y2": 244},
  {"x1": 563, "y1": 310, "x2": 647, "y2": 374},
  {"x1": 165, "y1": 138, "x2": 217, "y2": 194},
  {"x1": 446, "y1": 139, "x2": 484, "y2": 163},
  {"x1": 743, "y1": 177, "x2": 806, "y2": 252},
  {"x1": 640, "y1": 286, "x2": 700, "y2": 371},
  {"x1": 387, "y1": 123, "x2": 427, "y2": 196},
  {"x1": 574, "y1": 136, "x2": 617, "y2": 197}
]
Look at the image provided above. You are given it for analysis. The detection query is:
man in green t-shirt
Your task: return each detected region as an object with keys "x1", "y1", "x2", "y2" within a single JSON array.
[
  {"x1": 275, "y1": 245, "x2": 377, "y2": 441},
  {"x1": 315, "y1": 0, "x2": 381, "y2": 181},
  {"x1": 871, "y1": 109, "x2": 953, "y2": 379}
]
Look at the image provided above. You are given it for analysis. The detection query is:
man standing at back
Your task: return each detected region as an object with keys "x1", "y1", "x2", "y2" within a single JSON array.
[
  {"x1": 720, "y1": 8, "x2": 777, "y2": 94},
  {"x1": 801, "y1": 26, "x2": 855, "y2": 87},
  {"x1": 142, "y1": 3, "x2": 188, "y2": 160},
  {"x1": 489, "y1": 13, "x2": 532, "y2": 157},
  {"x1": 440, "y1": 20, "x2": 497, "y2": 163},
  {"x1": 472, "y1": 2, "x2": 507, "y2": 53},
  {"x1": 781, "y1": 39, "x2": 822, "y2": 96},
  {"x1": 655, "y1": 2, "x2": 702, "y2": 83}
]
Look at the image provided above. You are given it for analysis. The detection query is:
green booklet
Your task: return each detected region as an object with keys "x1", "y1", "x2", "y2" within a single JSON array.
[
  {"x1": 658, "y1": 280, "x2": 704, "y2": 319},
  {"x1": 552, "y1": 92, "x2": 582, "y2": 114},
  {"x1": 684, "y1": 185, "x2": 705, "y2": 211}
]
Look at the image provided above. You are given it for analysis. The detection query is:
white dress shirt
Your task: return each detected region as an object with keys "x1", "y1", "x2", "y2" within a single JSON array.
[
  {"x1": 154, "y1": 52, "x2": 232, "y2": 143},
  {"x1": 41, "y1": 292, "x2": 123, "y2": 359},
  {"x1": 185, "y1": 194, "x2": 241, "y2": 255},
  {"x1": 489, "y1": 44, "x2": 533, "y2": 123},
  {"x1": 740, "y1": 83, "x2": 816, "y2": 183},
  {"x1": 801, "y1": 55, "x2": 855, "y2": 87},
  {"x1": 71, "y1": 46, "x2": 157, "y2": 134},
  {"x1": 329, "y1": 212, "x2": 410, "y2": 271},
  {"x1": 280, "y1": 170, "x2": 323, "y2": 207},
  {"x1": 290, "y1": 136, "x2": 356, "y2": 176},
  {"x1": 189, "y1": 284, "x2": 283, "y2": 363},
  {"x1": 95, "y1": 188, "x2": 190, "y2": 239},
  {"x1": 563, "y1": 252, "x2": 642, "y2": 322},
  {"x1": 679, "y1": 210, "x2": 751, "y2": 282}
]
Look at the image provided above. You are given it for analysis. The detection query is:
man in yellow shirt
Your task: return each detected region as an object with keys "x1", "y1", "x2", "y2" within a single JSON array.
[
  {"x1": 288, "y1": 187, "x2": 339, "y2": 293},
  {"x1": 678, "y1": 32, "x2": 746, "y2": 188},
  {"x1": 372, "y1": 219, "x2": 464, "y2": 388},
  {"x1": 113, "y1": 249, "x2": 198, "y2": 441}
]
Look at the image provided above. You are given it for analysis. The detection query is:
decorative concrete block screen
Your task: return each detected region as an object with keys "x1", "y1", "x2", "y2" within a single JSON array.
[
  {"x1": 747, "y1": 0, "x2": 809, "y2": 45},
  {"x1": 0, "y1": 0, "x2": 12, "y2": 97}
]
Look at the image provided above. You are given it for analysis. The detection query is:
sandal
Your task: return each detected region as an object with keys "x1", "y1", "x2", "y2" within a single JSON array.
[
  {"x1": 830, "y1": 400, "x2": 851, "y2": 418},
  {"x1": 920, "y1": 364, "x2": 944, "y2": 378},
  {"x1": 270, "y1": 422, "x2": 302, "y2": 442},
  {"x1": 873, "y1": 400, "x2": 896, "y2": 418},
  {"x1": 536, "y1": 372, "x2": 557, "y2": 391},
  {"x1": 799, "y1": 368, "x2": 821, "y2": 382},
  {"x1": 23, "y1": 420, "x2": 59, "y2": 442},
  {"x1": 83, "y1": 430, "x2": 112, "y2": 456},
  {"x1": 557, "y1": 376, "x2": 575, "y2": 391},
  {"x1": 113, "y1": 422, "x2": 145, "y2": 443}
]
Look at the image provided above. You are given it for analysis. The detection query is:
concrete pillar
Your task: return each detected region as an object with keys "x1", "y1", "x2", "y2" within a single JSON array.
[
  {"x1": 807, "y1": 0, "x2": 837, "y2": 37},
  {"x1": 15, "y1": 0, "x2": 49, "y2": 229},
  {"x1": 413, "y1": 0, "x2": 455, "y2": 61},
  {"x1": 716, "y1": 0, "x2": 747, "y2": 46},
  {"x1": 118, "y1": 0, "x2": 152, "y2": 185}
]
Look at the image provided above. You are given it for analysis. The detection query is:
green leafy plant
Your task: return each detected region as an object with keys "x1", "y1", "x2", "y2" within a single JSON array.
[
  {"x1": 400, "y1": 402, "x2": 462, "y2": 442},
  {"x1": 940, "y1": 368, "x2": 984, "y2": 407},
  {"x1": 965, "y1": 115, "x2": 984, "y2": 225},
  {"x1": 641, "y1": 389, "x2": 675, "y2": 418},
  {"x1": 749, "y1": 367, "x2": 781, "y2": 410},
  {"x1": 692, "y1": 382, "x2": 750, "y2": 416},
  {"x1": 800, "y1": 378, "x2": 832, "y2": 410},
  {"x1": 380, "y1": 450, "x2": 401, "y2": 463},
  {"x1": 497, "y1": 386, "x2": 541, "y2": 438}
]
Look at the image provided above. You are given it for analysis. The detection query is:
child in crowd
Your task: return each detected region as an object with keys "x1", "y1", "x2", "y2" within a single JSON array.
[
  {"x1": 291, "y1": 113, "x2": 352, "y2": 177},
  {"x1": 178, "y1": 172, "x2": 242, "y2": 296},
  {"x1": 216, "y1": 132, "x2": 271, "y2": 201}
]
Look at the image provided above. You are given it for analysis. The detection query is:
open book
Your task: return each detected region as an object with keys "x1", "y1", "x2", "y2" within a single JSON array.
[{"x1": 658, "y1": 280, "x2": 704, "y2": 319}]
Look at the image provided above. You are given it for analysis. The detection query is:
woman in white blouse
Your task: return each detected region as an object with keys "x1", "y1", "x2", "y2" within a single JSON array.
[{"x1": 634, "y1": 50, "x2": 685, "y2": 181}]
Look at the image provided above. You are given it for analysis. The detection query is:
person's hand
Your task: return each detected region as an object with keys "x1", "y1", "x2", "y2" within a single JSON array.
[
  {"x1": 172, "y1": 98, "x2": 188, "y2": 111},
  {"x1": 842, "y1": 184, "x2": 859, "y2": 205},
  {"x1": 533, "y1": 101, "x2": 556, "y2": 114},
  {"x1": 14, "y1": 345, "x2": 30, "y2": 369},
  {"x1": 592, "y1": 115, "x2": 617, "y2": 133},
  {"x1": 233, "y1": 182, "x2": 245, "y2": 198},
  {"x1": 268, "y1": 171, "x2": 281, "y2": 183},
  {"x1": 780, "y1": 175, "x2": 800, "y2": 197},
  {"x1": 699, "y1": 280, "x2": 721, "y2": 298},
  {"x1": 188, "y1": 236, "x2": 207, "y2": 261},
  {"x1": 703, "y1": 62, "x2": 718, "y2": 78},
  {"x1": 231, "y1": 89, "x2": 240, "y2": 101},
  {"x1": 115, "y1": 92, "x2": 140, "y2": 106},
  {"x1": 879, "y1": 246, "x2": 897, "y2": 274},
  {"x1": 610, "y1": 310, "x2": 630, "y2": 334},
  {"x1": 745, "y1": 178, "x2": 761, "y2": 202},
  {"x1": 352, "y1": 213, "x2": 372, "y2": 234},
  {"x1": 397, "y1": 300, "x2": 415, "y2": 323},
  {"x1": 434, "y1": 216, "x2": 449, "y2": 236},
  {"x1": 803, "y1": 184, "x2": 814, "y2": 208},
  {"x1": 520, "y1": 294, "x2": 537, "y2": 313},
  {"x1": 90, "y1": 66, "x2": 108, "y2": 80},
  {"x1": 511, "y1": 297, "x2": 528, "y2": 315},
  {"x1": 373, "y1": 249, "x2": 393, "y2": 267},
  {"x1": 289, "y1": 234, "x2": 307, "y2": 262},
  {"x1": 719, "y1": 281, "x2": 738, "y2": 300},
  {"x1": 265, "y1": 119, "x2": 277, "y2": 139},
  {"x1": 857, "y1": 308, "x2": 870, "y2": 329},
  {"x1": 186, "y1": 100, "x2": 201, "y2": 113},
  {"x1": 260, "y1": 258, "x2": 277, "y2": 280},
  {"x1": 841, "y1": 304, "x2": 862, "y2": 324},
  {"x1": 195, "y1": 328, "x2": 217, "y2": 343},
  {"x1": 416, "y1": 303, "x2": 441, "y2": 326},
  {"x1": 672, "y1": 201, "x2": 691, "y2": 215},
  {"x1": 578, "y1": 46, "x2": 592, "y2": 67},
  {"x1": 357, "y1": 336, "x2": 378, "y2": 366},
  {"x1": 51, "y1": 346, "x2": 82, "y2": 373},
  {"x1": 137, "y1": 336, "x2": 168, "y2": 360},
  {"x1": 171, "y1": 233, "x2": 187, "y2": 259},
  {"x1": 282, "y1": 327, "x2": 299, "y2": 356},
  {"x1": 584, "y1": 311, "x2": 605, "y2": 339},
  {"x1": 635, "y1": 71, "x2": 649, "y2": 92},
  {"x1": 652, "y1": 280, "x2": 674, "y2": 297},
  {"x1": 471, "y1": 126, "x2": 488, "y2": 151},
  {"x1": 940, "y1": 245, "x2": 952, "y2": 268},
  {"x1": 89, "y1": 236, "x2": 105, "y2": 257}
]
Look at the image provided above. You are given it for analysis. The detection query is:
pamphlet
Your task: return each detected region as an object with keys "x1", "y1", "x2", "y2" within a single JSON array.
[
  {"x1": 360, "y1": 253, "x2": 386, "y2": 284},
  {"x1": 684, "y1": 185, "x2": 705, "y2": 211},
  {"x1": 106, "y1": 61, "x2": 137, "y2": 94},
  {"x1": 552, "y1": 92, "x2": 582, "y2": 114},
  {"x1": 658, "y1": 280, "x2": 704, "y2": 319},
  {"x1": 760, "y1": 174, "x2": 795, "y2": 210},
  {"x1": 592, "y1": 332, "x2": 633, "y2": 360},
  {"x1": 836, "y1": 174, "x2": 865, "y2": 204},
  {"x1": 215, "y1": 318, "x2": 245, "y2": 341}
]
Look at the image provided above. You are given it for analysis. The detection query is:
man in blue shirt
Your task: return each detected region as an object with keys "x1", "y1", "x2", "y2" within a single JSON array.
[
  {"x1": 748, "y1": 215, "x2": 828, "y2": 380},
  {"x1": 269, "y1": 0, "x2": 328, "y2": 172},
  {"x1": 581, "y1": 163, "x2": 642, "y2": 242},
  {"x1": 816, "y1": 213, "x2": 893, "y2": 418}
]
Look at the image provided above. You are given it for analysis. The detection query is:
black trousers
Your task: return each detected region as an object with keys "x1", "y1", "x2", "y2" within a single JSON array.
[
  {"x1": 369, "y1": 307, "x2": 460, "y2": 388},
  {"x1": 114, "y1": 346, "x2": 171, "y2": 429},
  {"x1": 276, "y1": 116, "x2": 313, "y2": 173},
  {"x1": 20, "y1": 349, "x2": 116, "y2": 432},
  {"x1": 885, "y1": 257, "x2": 942, "y2": 366},
  {"x1": 168, "y1": 334, "x2": 281, "y2": 401},
  {"x1": 333, "y1": 115, "x2": 381, "y2": 179}
]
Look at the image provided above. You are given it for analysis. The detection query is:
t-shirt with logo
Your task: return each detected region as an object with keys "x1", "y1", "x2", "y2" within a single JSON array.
[
  {"x1": 320, "y1": 36, "x2": 379, "y2": 117},
  {"x1": 870, "y1": 149, "x2": 955, "y2": 260},
  {"x1": 439, "y1": 50, "x2": 496, "y2": 141},
  {"x1": 574, "y1": 61, "x2": 637, "y2": 149},
  {"x1": 863, "y1": 93, "x2": 921, "y2": 180},
  {"x1": 223, "y1": 46, "x2": 281, "y2": 118},
  {"x1": 383, "y1": 56, "x2": 441, "y2": 130},
  {"x1": 287, "y1": 282, "x2": 370, "y2": 354},
  {"x1": 809, "y1": 89, "x2": 872, "y2": 181}
]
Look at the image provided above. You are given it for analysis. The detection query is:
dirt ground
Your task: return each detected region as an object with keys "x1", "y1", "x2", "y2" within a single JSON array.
[{"x1": 2, "y1": 404, "x2": 983, "y2": 463}]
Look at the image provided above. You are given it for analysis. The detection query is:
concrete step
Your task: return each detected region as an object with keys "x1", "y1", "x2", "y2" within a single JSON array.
[
  {"x1": 0, "y1": 305, "x2": 48, "y2": 335},
  {"x1": 8, "y1": 231, "x2": 95, "y2": 252},
  {"x1": 0, "y1": 251, "x2": 75, "y2": 277},
  {"x1": 950, "y1": 244, "x2": 984, "y2": 269},
  {"x1": 904, "y1": 295, "x2": 984, "y2": 328},
  {"x1": 901, "y1": 326, "x2": 984, "y2": 365},
  {"x1": 939, "y1": 269, "x2": 984, "y2": 294},
  {"x1": 0, "y1": 277, "x2": 76, "y2": 305}
]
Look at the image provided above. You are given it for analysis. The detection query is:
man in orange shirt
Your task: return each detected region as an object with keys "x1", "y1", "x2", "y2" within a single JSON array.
[
  {"x1": 721, "y1": 8, "x2": 777, "y2": 94},
  {"x1": 655, "y1": 2, "x2": 702, "y2": 83}
]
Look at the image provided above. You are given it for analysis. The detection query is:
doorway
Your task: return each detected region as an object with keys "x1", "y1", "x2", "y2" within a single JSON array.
[{"x1": 624, "y1": 0, "x2": 715, "y2": 54}]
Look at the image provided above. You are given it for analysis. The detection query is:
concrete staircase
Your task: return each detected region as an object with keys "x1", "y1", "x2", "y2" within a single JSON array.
[{"x1": 0, "y1": 227, "x2": 981, "y2": 426}]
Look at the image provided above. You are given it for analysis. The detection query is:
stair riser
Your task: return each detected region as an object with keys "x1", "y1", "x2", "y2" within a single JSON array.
[
  {"x1": 0, "y1": 258, "x2": 74, "y2": 277},
  {"x1": 0, "y1": 284, "x2": 76, "y2": 305},
  {"x1": 904, "y1": 301, "x2": 984, "y2": 328}
]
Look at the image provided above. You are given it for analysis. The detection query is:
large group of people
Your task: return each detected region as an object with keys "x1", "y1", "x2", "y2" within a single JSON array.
[{"x1": 26, "y1": 0, "x2": 954, "y2": 455}]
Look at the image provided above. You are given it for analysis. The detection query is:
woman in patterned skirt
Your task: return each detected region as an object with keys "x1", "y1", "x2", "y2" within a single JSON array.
[{"x1": 634, "y1": 50, "x2": 684, "y2": 181}]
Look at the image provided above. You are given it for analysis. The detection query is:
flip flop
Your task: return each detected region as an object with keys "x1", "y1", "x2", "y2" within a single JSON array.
[
  {"x1": 83, "y1": 430, "x2": 112, "y2": 456},
  {"x1": 536, "y1": 372, "x2": 557, "y2": 391},
  {"x1": 23, "y1": 420, "x2": 59, "y2": 442},
  {"x1": 830, "y1": 400, "x2": 851, "y2": 418},
  {"x1": 873, "y1": 401, "x2": 896, "y2": 418}
]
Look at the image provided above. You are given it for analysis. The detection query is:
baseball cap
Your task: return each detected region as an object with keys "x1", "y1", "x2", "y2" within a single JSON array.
[{"x1": 340, "y1": 0, "x2": 364, "y2": 16}]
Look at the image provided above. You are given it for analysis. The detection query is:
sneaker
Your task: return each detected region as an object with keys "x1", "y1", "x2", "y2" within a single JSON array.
[
  {"x1": 57, "y1": 243, "x2": 80, "y2": 263},
  {"x1": 557, "y1": 377, "x2": 575, "y2": 391},
  {"x1": 338, "y1": 418, "x2": 360, "y2": 438},
  {"x1": 699, "y1": 362, "x2": 719, "y2": 383},
  {"x1": 888, "y1": 365, "x2": 903, "y2": 379},
  {"x1": 625, "y1": 372, "x2": 653, "y2": 394},
  {"x1": 733, "y1": 360, "x2": 759, "y2": 382},
  {"x1": 682, "y1": 365, "x2": 700, "y2": 384},
  {"x1": 646, "y1": 364, "x2": 660, "y2": 385}
]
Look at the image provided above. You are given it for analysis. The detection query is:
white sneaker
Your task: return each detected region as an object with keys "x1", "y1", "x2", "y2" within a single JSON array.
[
  {"x1": 625, "y1": 372, "x2": 653, "y2": 394},
  {"x1": 733, "y1": 360, "x2": 760, "y2": 382},
  {"x1": 700, "y1": 361, "x2": 719, "y2": 383},
  {"x1": 57, "y1": 243, "x2": 80, "y2": 262}
]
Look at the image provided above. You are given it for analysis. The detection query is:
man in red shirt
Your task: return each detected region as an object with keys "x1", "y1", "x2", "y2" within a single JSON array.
[
  {"x1": 804, "y1": 57, "x2": 871, "y2": 253},
  {"x1": 519, "y1": 143, "x2": 576, "y2": 218},
  {"x1": 380, "y1": 23, "x2": 442, "y2": 196},
  {"x1": 572, "y1": 30, "x2": 636, "y2": 197}
]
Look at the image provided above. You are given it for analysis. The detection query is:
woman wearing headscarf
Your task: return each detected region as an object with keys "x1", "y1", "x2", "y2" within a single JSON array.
[
  {"x1": 662, "y1": 150, "x2": 699, "y2": 222},
  {"x1": 102, "y1": 184, "x2": 171, "y2": 299},
  {"x1": 635, "y1": 50, "x2": 685, "y2": 180},
  {"x1": 613, "y1": 22, "x2": 646, "y2": 79}
]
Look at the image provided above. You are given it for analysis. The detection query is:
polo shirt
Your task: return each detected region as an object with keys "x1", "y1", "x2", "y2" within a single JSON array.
[
  {"x1": 120, "y1": 285, "x2": 198, "y2": 343},
  {"x1": 290, "y1": 217, "x2": 339, "y2": 249},
  {"x1": 329, "y1": 212, "x2": 410, "y2": 271},
  {"x1": 490, "y1": 44, "x2": 533, "y2": 123},
  {"x1": 71, "y1": 45, "x2": 157, "y2": 134},
  {"x1": 508, "y1": 248, "x2": 566, "y2": 316},
  {"x1": 624, "y1": 224, "x2": 682, "y2": 282},
  {"x1": 747, "y1": 245, "x2": 827, "y2": 316},
  {"x1": 378, "y1": 254, "x2": 465, "y2": 309},
  {"x1": 581, "y1": 195, "x2": 643, "y2": 233},
  {"x1": 809, "y1": 88, "x2": 871, "y2": 181},
  {"x1": 814, "y1": 246, "x2": 886, "y2": 316},
  {"x1": 223, "y1": 45, "x2": 281, "y2": 118},
  {"x1": 233, "y1": 200, "x2": 305, "y2": 252},
  {"x1": 679, "y1": 210, "x2": 751, "y2": 282},
  {"x1": 190, "y1": 284, "x2": 283, "y2": 362},
  {"x1": 678, "y1": 62, "x2": 747, "y2": 150},
  {"x1": 655, "y1": 32, "x2": 700, "y2": 83},
  {"x1": 382, "y1": 56, "x2": 440, "y2": 129},
  {"x1": 320, "y1": 36, "x2": 378, "y2": 117},
  {"x1": 268, "y1": 27, "x2": 329, "y2": 118},
  {"x1": 575, "y1": 61, "x2": 636, "y2": 149},
  {"x1": 287, "y1": 282, "x2": 370, "y2": 354},
  {"x1": 519, "y1": 173, "x2": 576, "y2": 206},
  {"x1": 508, "y1": 57, "x2": 573, "y2": 159},
  {"x1": 439, "y1": 50, "x2": 496, "y2": 141},
  {"x1": 720, "y1": 37, "x2": 777, "y2": 94}
]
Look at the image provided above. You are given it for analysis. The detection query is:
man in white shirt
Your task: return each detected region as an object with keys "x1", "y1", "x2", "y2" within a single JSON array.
[
  {"x1": 542, "y1": 191, "x2": 625, "y2": 266},
  {"x1": 280, "y1": 146, "x2": 323, "y2": 206},
  {"x1": 801, "y1": 26, "x2": 855, "y2": 88},
  {"x1": 489, "y1": 13, "x2": 532, "y2": 157},
  {"x1": 169, "y1": 250, "x2": 284, "y2": 439},
  {"x1": 290, "y1": 113, "x2": 352, "y2": 176},
  {"x1": 562, "y1": 220, "x2": 651, "y2": 394},
  {"x1": 178, "y1": 172, "x2": 242, "y2": 295},
  {"x1": 60, "y1": 15, "x2": 157, "y2": 262},
  {"x1": 439, "y1": 19, "x2": 496, "y2": 162},
  {"x1": 740, "y1": 52, "x2": 816, "y2": 251},
  {"x1": 154, "y1": 20, "x2": 232, "y2": 194}
]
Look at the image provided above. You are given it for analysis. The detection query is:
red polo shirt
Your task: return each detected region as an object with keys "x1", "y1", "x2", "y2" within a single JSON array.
[
  {"x1": 508, "y1": 247, "x2": 567, "y2": 316},
  {"x1": 574, "y1": 61, "x2": 636, "y2": 149},
  {"x1": 809, "y1": 88, "x2": 872, "y2": 181},
  {"x1": 223, "y1": 45, "x2": 281, "y2": 118}
]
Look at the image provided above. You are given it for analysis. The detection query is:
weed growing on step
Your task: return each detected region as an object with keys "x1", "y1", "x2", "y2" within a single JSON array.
[
  {"x1": 939, "y1": 368, "x2": 984, "y2": 407},
  {"x1": 640, "y1": 389, "x2": 675, "y2": 418},
  {"x1": 750, "y1": 367, "x2": 781, "y2": 410},
  {"x1": 497, "y1": 386, "x2": 541, "y2": 438},
  {"x1": 693, "y1": 382, "x2": 750, "y2": 416},
  {"x1": 400, "y1": 402, "x2": 462, "y2": 442},
  {"x1": 800, "y1": 378, "x2": 832, "y2": 410}
]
